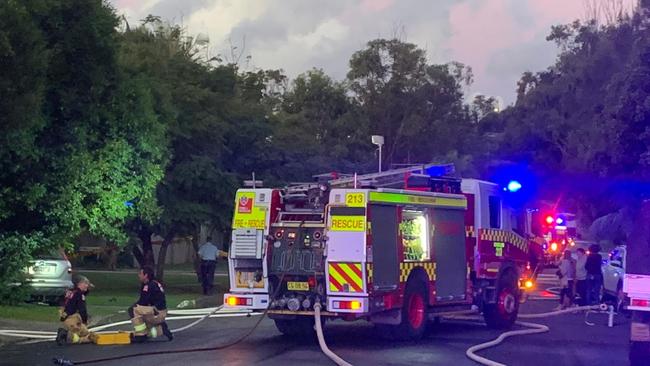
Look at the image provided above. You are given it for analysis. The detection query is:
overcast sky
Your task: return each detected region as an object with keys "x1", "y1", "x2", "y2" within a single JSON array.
[{"x1": 109, "y1": 0, "x2": 636, "y2": 106}]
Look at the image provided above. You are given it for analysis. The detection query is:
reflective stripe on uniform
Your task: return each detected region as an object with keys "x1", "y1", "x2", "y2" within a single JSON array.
[
  {"x1": 134, "y1": 323, "x2": 147, "y2": 332},
  {"x1": 72, "y1": 333, "x2": 80, "y2": 343},
  {"x1": 149, "y1": 327, "x2": 158, "y2": 338}
]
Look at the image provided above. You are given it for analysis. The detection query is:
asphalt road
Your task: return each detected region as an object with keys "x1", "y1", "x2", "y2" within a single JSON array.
[{"x1": 0, "y1": 271, "x2": 631, "y2": 366}]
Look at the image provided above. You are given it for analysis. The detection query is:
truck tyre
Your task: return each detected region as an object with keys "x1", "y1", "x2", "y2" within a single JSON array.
[
  {"x1": 484, "y1": 270, "x2": 519, "y2": 329},
  {"x1": 273, "y1": 317, "x2": 315, "y2": 338},
  {"x1": 392, "y1": 280, "x2": 428, "y2": 340}
]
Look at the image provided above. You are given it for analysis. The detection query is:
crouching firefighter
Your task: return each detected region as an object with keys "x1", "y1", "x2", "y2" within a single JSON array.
[
  {"x1": 56, "y1": 275, "x2": 97, "y2": 345},
  {"x1": 128, "y1": 266, "x2": 173, "y2": 342}
]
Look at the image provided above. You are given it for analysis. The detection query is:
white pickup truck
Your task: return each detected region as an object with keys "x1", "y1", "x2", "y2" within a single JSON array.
[
  {"x1": 602, "y1": 245, "x2": 626, "y2": 303},
  {"x1": 626, "y1": 273, "x2": 650, "y2": 366},
  {"x1": 625, "y1": 273, "x2": 650, "y2": 312}
]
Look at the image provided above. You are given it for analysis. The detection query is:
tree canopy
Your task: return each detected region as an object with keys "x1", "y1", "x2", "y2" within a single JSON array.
[{"x1": 1, "y1": 0, "x2": 648, "y2": 297}]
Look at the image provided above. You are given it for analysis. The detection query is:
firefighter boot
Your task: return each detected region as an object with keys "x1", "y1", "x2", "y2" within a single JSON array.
[
  {"x1": 88, "y1": 332, "x2": 98, "y2": 343},
  {"x1": 130, "y1": 333, "x2": 148, "y2": 343},
  {"x1": 161, "y1": 322, "x2": 173, "y2": 341},
  {"x1": 55, "y1": 328, "x2": 68, "y2": 346}
]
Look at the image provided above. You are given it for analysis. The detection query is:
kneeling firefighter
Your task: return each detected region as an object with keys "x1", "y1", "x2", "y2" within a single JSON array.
[
  {"x1": 56, "y1": 275, "x2": 98, "y2": 345},
  {"x1": 128, "y1": 266, "x2": 173, "y2": 342}
]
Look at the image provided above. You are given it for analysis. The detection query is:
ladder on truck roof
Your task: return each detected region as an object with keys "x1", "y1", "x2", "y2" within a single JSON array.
[
  {"x1": 282, "y1": 163, "x2": 457, "y2": 204},
  {"x1": 277, "y1": 163, "x2": 458, "y2": 222},
  {"x1": 327, "y1": 163, "x2": 455, "y2": 189}
]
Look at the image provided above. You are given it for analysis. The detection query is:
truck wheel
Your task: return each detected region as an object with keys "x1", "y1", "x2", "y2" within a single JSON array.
[
  {"x1": 615, "y1": 281, "x2": 631, "y2": 316},
  {"x1": 484, "y1": 271, "x2": 519, "y2": 329},
  {"x1": 273, "y1": 317, "x2": 315, "y2": 338},
  {"x1": 394, "y1": 280, "x2": 428, "y2": 340}
]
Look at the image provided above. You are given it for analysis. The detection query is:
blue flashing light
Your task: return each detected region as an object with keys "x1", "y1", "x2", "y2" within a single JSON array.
[
  {"x1": 124, "y1": 201, "x2": 134, "y2": 208},
  {"x1": 424, "y1": 164, "x2": 454, "y2": 177},
  {"x1": 556, "y1": 217, "x2": 565, "y2": 225},
  {"x1": 506, "y1": 180, "x2": 522, "y2": 192}
]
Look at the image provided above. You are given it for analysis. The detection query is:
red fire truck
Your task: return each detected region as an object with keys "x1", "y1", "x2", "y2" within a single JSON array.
[
  {"x1": 530, "y1": 210, "x2": 576, "y2": 263},
  {"x1": 224, "y1": 164, "x2": 542, "y2": 339}
]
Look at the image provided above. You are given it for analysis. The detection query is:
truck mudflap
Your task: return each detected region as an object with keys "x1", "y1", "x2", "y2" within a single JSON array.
[
  {"x1": 223, "y1": 293, "x2": 269, "y2": 310},
  {"x1": 327, "y1": 296, "x2": 369, "y2": 313}
]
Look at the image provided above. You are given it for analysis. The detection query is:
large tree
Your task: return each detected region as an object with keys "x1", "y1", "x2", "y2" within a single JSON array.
[
  {"x1": 483, "y1": 3, "x2": 650, "y2": 229},
  {"x1": 347, "y1": 39, "x2": 476, "y2": 169},
  {"x1": 119, "y1": 22, "x2": 281, "y2": 280},
  {"x1": 0, "y1": 0, "x2": 166, "y2": 303},
  {"x1": 268, "y1": 69, "x2": 373, "y2": 180}
]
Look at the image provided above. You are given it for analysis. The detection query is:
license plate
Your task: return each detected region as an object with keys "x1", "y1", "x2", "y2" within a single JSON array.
[
  {"x1": 287, "y1": 282, "x2": 309, "y2": 291},
  {"x1": 34, "y1": 265, "x2": 55, "y2": 273}
]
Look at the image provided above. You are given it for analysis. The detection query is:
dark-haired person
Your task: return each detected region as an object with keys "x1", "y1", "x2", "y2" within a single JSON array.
[
  {"x1": 128, "y1": 266, "x2": 173, "y2": 342},
  {"x1": 585, "y1": 244, "x2": 603, "y2": 305}
]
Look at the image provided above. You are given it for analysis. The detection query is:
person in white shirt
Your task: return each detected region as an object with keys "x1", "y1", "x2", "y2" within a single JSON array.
[
  {"x1": 197, "y1": 237, "x2": 219, "y2": 295},
  {"x1": 574, "y1": 248, "x2": 588, "y2": 306},
  {"x1": 556, "y1": 250, "x2": 576, "y2": 309}
]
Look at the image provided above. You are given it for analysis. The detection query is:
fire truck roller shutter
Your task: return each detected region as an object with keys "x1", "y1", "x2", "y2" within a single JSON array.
[
  {"x1": 369, "y1": 204, "x2": 400, "y2": 291},
  {"x1": 432, "y1": 207, "x2": 468, "y2": 302}
]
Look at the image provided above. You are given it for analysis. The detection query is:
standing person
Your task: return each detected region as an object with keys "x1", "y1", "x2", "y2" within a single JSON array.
[
  {"x1": 574, "y1": 248, "x2": 588, "y2": 306},
  {"x1": 198, "y1": 236, "x2": 219, "y2": 295},
  {"x1": 585, "y1": 244, "x2": 603, "y2": 305},
  {"x1": 128, "y1": 266, "x2": 173, "y2": 342},
  {"x1": 56, "y1": 275, "x2": 97, "y2": 345},
  {"x1": 556, "y1": 250, "x2": 576, "y2": 310}
]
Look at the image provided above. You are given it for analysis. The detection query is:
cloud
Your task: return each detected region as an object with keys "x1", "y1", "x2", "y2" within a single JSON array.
[{"x1": 108, "y1": 0, "x2": 621, "y2": 104}]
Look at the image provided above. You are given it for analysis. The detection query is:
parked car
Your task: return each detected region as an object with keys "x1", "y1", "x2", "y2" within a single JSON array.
[
  {"x1": 25, "y1": 248, "x2": 73, "y2": 305},
  {"x1": 602, "y1": 245, "x2": 627, "y2": 308}
]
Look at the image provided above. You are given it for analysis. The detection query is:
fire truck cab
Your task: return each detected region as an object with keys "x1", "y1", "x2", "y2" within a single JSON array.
[{"x1": 224, "y1": 165, "x2": 540, "y2": 339}]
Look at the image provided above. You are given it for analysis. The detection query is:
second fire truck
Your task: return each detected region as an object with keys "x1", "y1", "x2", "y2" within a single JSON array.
[{"x1": 224, "y1": 164, "x2": 542, "y2": 339}]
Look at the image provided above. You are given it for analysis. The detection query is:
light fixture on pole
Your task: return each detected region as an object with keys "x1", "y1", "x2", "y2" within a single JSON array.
[{"x1": 371, "y1": 135, "x2": 384, "y2": 172}]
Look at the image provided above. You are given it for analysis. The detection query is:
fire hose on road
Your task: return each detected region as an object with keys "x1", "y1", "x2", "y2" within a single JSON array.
[
  {"x1": 0, "y1": 306, "x2": 250, "y2": 340},
  {"x1": 314, "y1": 303, "x2": 352, "y2": 366},
  {"x1": 462, "y1": 303, "x2": 609, "y2": 366},
  {"x1": 1, "y1": 303, "x2": 614, "y2": 366}
]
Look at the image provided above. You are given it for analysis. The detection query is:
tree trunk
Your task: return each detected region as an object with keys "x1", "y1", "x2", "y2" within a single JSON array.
[
  {"x1": 135, "y1": 227, "x2": 155, "y2": 268},
  {"x1": 105, "y1": 242, "x2": 118, "y2": 271},
  {"x1": 191, "y1": 226, "x2": 201, "y2": 283},
  {"x1": 131, "y1": 245, "x2": 145, "y2": 268},
  {"x1": 156, "y1": 231, "x2": 175, "y2": 282}
]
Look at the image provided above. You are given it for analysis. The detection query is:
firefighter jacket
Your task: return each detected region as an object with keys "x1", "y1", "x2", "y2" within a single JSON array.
[
  {"x1": 136, "y1": 280, "x2": 167, "y2": 310},
  {"x1": 62, "y1": 288, "x2": 88, "y2": 324}
]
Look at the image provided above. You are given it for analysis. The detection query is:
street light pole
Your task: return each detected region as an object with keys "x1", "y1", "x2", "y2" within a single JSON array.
[{"x1": 371, "y1": 135, "x2": 384, "y2": 173}]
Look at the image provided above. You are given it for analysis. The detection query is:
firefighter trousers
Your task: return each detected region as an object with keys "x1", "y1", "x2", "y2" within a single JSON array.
[
  {"x1": 62, "y1": 313, "x2": 97, "y2": 344},
  {"x1": 130, "y1": 305, "x2": 167, "y2": 338}
]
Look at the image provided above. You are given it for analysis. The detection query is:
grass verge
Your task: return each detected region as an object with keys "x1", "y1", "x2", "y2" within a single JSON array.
[{"x1": 0, "y1": 271, "x2": 229, "y2": 324}]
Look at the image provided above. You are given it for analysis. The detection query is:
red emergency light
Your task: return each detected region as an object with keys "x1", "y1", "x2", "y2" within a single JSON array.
[{"x1": 545, "y1": 216, "x2": 554, "y2": 225}]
